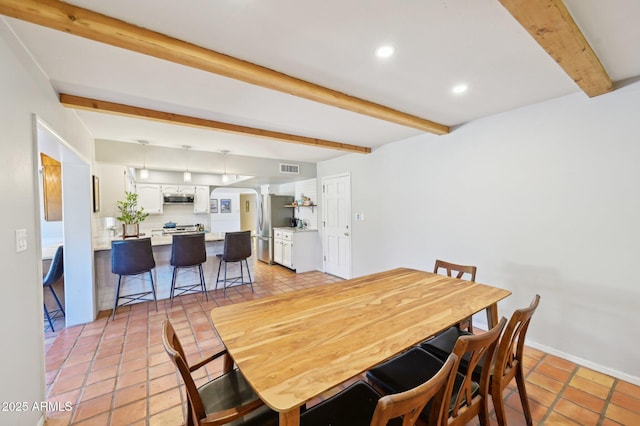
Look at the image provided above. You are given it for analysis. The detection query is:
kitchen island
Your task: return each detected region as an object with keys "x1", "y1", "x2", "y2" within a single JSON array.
[{"x1": 93, "y1": 232, "x2": 254, "y2": 311}]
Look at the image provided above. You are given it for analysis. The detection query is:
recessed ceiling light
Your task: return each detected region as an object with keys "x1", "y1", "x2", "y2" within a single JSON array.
[
  {"x1": 375, "y1": 45, "x2": 394, "y2": 59},
  {"x1": 452, "y1": 84, "x2": 468, "y2": 94}
]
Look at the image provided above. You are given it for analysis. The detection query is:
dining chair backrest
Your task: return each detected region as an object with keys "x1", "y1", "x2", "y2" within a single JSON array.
[
  {"x1": 439, "y1": 317, "x2": 506, "y2": 426},
  {"x1": 372, "y1": 353, "x2": 458, "y2": 426},
  {"x1": 434, "y1": 259, "x2": 477, "y2": 331},
  {"x1": 221, "y1": 231, "x2": 252, "y2": 262},
  {"x1": 491, "y1": 294, "x2": 540, "y2": 426},
  {"x1": 44, "y1": 245, "x2": 64, "y2": 286},
  {"x1": 433, "y1": 259, "x2": 477, "y2": 282},
  {"x1": 111, "y1": 238, "x2": 155, "y2": 275},
  {"x1": 163, "y1": 320, "x2": 205, "y2": 420}
]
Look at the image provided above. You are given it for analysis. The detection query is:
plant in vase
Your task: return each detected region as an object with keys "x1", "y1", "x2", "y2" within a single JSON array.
[{"x1": 116, "y1": 191, "x2": 149, "y2": 238}]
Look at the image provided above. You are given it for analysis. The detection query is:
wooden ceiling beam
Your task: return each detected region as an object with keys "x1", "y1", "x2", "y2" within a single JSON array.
[
  {"x1": 499, "y1": 0, "x2": 613, "y2": 97},
  {"x1": 60, "y1": 94, "x2": 371, "y2": 154},
  {"x1": 0, "y1": 0, "x2": 449, "y2": 135}
]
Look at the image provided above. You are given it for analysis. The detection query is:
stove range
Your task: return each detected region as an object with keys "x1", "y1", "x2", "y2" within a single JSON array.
[{"x1": 162, "y1": 224, "x2": 201, "y2": 235}]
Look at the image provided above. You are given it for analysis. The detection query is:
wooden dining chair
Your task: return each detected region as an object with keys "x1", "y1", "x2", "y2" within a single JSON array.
[
  {"x1": 433, "y1": 259, "x2": 478, "y2": 332},
  {"x1": 367, "y1": 317, "x2": 506, "y2": 426},
  {"x1": 421, "y1": 295, "x2": 540, "y2": 426},
  {"x1": 301, "y1": 353, "x2": 458, "y2": 426},
  {"x1": 161, "y1": 320, "x2": 278, "y2": 426}
]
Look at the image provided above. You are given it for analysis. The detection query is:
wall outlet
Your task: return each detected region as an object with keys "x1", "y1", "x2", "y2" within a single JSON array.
[{"x1": 16, "y1": 229, "x2": 27, "y2": 252}]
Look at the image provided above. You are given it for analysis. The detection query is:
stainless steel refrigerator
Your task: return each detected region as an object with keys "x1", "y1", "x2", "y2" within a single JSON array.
[{"x1": 256, "y1": 194, "x2": 294, "y2": 264}]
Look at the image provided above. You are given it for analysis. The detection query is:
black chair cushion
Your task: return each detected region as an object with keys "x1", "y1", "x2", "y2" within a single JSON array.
[
  {"x1": 366, "y1": 347, "x2": 477, "y2": 422},
  {"x1": 198, "y1": 368, "x2": 279, "y2": 426},
  {"x1": 301, "y1": 381, "x2": 401, "y2": 426},
  {"x1": 111, "y1": 238, "x2": 155, "y2": 275},
  {"x1": 170, "y1": 233, "x2": 206, "y2": 267},
  {"x1": 420, "y1": 327, "x2": 483, "y2": 381}
]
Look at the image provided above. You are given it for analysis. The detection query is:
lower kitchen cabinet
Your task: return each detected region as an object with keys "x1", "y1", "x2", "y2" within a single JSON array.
[{"x1": 273, "y1": 228, "x2": 320, "y2": 273}]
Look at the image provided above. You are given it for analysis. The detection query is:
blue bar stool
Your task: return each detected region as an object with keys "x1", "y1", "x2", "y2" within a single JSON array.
[
  {"x1": 111, "y1": 238, "x2": 157, "y2": 319},
  {"x1": 169, "y1": 233, "x2": 208, "y2": 306},
  {"x1": 43, "y1": 245, "x2": 65, "y2": 331}
]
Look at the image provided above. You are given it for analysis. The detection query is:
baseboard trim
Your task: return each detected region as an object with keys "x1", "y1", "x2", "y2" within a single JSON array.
[{"x1": 474, "y1": 318, "x2": 640, "y2": 386}]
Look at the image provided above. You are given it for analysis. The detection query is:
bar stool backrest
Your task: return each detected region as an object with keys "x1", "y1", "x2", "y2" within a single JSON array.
[
  {"x1": 170, "y1": 233, "x2": 206, "y2": 267},
  {"x1": 111, "y1": 238, "x2": 155, "y2": 275},
  {"x1": 221, "y1": 231, "x2": 252, "y2": 262},
  {"x1": 44, "y1": 245, "x2": 64, "y2": 286}
]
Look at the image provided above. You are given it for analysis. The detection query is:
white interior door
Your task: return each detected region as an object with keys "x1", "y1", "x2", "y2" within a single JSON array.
[{"x1": 322, "y1": 173, "x2": 351, "y2": 279}]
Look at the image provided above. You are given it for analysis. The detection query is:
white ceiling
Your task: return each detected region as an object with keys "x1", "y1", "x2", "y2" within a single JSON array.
[{"x1": 4, "y1": 0, "x2": 640, "y2": 164}]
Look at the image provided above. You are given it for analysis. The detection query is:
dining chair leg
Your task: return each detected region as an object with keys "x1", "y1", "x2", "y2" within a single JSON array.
[
  {"x1": 516, "y1": 365, "x2": 533, "y2": 426},
  {"x1": 492, "y1": 387, "x2": 507, "y2": 426}
]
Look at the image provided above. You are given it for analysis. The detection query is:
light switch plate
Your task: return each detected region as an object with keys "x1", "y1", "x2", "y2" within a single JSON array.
[{"x1": 16, "y1": 229, "x2": 27, "y2": 253}]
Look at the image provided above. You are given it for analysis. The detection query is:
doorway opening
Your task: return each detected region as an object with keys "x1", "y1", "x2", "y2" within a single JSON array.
[
  {"x1": 210, "y1": 187, "x2": 258, "y2": 234},
  {"x1": 36, "y1": 117, "x2": 95, "y2": 342}
]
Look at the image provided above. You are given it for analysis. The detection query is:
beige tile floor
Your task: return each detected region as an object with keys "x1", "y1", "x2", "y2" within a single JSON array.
[{"x1": 43, "y1": 261, "x2": 640, "y2": 425}]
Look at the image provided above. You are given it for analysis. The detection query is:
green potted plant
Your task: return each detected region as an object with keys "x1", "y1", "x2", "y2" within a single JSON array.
[{"x1": 116, "y1": 191, "x2": 149, "y2": 238}]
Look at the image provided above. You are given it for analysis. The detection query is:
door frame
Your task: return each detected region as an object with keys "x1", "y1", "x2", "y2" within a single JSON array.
[{"x1": 321, "y1": 172, "x2": 352, "y2": 279}]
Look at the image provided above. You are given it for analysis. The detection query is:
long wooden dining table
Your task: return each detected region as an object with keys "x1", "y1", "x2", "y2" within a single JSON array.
[{"x1": 210, "y1": 267, "x2": 511, "y2": 426}]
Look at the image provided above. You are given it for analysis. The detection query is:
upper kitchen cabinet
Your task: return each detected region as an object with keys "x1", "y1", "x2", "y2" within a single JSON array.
[
  {"x1": 136, "y1": 183, "x2": 163, "y2": 214},
  {"x1": 162, "y1": 185, "x2": 195, "y2": 194},
  {"x1": 194, "y1": 186, "x2": 210, "y2": 214}
]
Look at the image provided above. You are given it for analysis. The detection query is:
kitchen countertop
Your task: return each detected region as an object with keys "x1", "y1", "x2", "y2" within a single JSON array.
[
  {"x1": 273, "y1": 227, "x2": 318, "y2": 233},
  {"x1": 93, "y1": 232, "x2": 226, "y2": 251}
]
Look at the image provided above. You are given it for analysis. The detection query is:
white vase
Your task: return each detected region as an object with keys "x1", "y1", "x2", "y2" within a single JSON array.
[{"x1": 122, "y1": 223, "x2": 139, "y2": 239}]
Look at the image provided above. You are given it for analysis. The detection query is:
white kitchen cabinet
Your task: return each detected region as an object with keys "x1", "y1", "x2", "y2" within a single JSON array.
[
  {"x1": 273, "y1": 228, "x2": 320, "y2": 272},
  {"x1": 194, "y1": 186, "x2": 210, "y2": 214},
  {"x1": 273, "y1": 233, "x2": 283, "y2": 265},
  {"x1": 136, "y1": 183, "x2": 163, "y2": 214}
]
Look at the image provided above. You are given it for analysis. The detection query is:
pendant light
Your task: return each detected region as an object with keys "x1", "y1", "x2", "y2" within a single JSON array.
[
  {"x1": 221, "y1": 150, "x2": 230, "y2": 183},
  {"x1": 139, "y1": 140, "x2": 149, "y2": 179},
  {"x1": 183, "y1": 145, "x2": 192, "y2": 182}
]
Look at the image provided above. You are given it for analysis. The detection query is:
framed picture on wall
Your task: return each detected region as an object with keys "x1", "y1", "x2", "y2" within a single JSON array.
[
  {"x1": 92, "y1": 175, "x2": 100, "y2": 213},
  {"x1": 221, "y1": 199, "x2": 231, "y2": 213},
  {"x1": 210, "y1": 198, "x2": 218, "y2": 213}
]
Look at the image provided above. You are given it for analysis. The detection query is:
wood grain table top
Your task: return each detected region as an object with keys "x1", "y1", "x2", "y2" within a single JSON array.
[{"x1": 210, "y1": 267, "x2": 511, "y2": 417}]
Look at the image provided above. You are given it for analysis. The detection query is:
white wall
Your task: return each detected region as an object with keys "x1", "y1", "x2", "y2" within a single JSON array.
[
  {"x1": 210, "y1": 190, "x2": 241, "y2": 232},
  {"x1": 0, "y1": 20, "x2": 95, "y2": 425},
  {"x1": 318, "y1": 81, "x2": 640, "y2": 385}
]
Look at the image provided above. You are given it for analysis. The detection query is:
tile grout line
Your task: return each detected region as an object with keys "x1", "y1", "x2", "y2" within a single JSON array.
[
  {"x1": 597, "y1": 378, "x2": 618, "y2": 426},
  {"x1": 537, "y1": 361, "x2": 580, "y2": 425}
]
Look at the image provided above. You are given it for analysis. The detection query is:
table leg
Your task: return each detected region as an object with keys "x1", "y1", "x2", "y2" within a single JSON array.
[
  {"x1": 485, "y1": 302, "x2": 499, "y2": 329},
  {"x1": 280, "y1": 407, "x2": 300, "y2": 426}
]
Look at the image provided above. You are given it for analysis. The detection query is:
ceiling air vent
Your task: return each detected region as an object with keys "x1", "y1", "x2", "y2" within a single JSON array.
[{"x1": 279, "y1": 163, "x2": 300, "y2": 174}]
